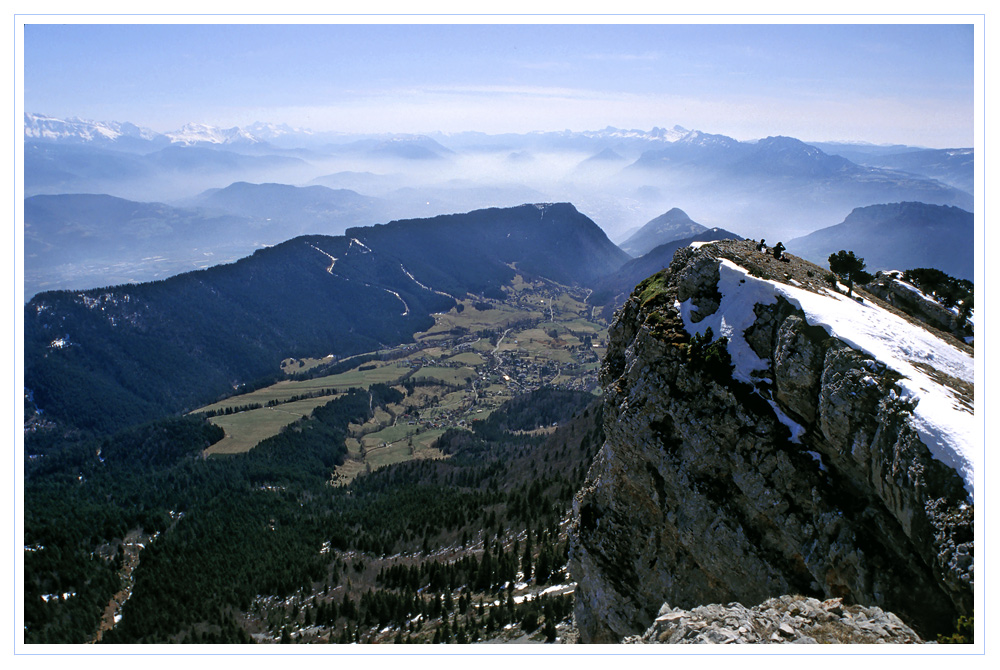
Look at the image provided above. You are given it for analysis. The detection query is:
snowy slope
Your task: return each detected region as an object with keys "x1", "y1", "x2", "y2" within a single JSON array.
[{"x1": 677, "y1": 259, "x2": 976, "y2": 499}]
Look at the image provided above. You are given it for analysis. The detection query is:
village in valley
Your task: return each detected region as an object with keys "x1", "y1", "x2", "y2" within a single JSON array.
[{"x1": 192, "y1": 274, "x2": 608, "y2": 484}]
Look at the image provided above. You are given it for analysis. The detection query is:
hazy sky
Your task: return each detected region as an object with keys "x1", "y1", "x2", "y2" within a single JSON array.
[{"x1": 22, "y1": 21, "x2": 975, "y2": 147}]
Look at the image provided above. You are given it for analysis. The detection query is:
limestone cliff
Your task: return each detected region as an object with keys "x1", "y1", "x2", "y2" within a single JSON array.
[{"x1": 570, "y1": 239, "x2": 974, "y2": 643}]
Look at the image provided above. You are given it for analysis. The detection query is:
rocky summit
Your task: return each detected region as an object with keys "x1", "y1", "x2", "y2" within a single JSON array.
[
  {"x1": 570, "y1": 239, "x2": 973, "y2": 643},
  {"x1": 624, "y1": 595, "x2": 923, "y2": 644}
]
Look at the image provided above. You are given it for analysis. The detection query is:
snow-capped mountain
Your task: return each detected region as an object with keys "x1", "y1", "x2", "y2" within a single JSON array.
[
  {"x1": 673, "y1": 129, "x2": 743, "y2": 149},
  {"x1": 24, "y1": 113, "x2": 266, "y2": 148},
  {"x1": 244, "y1": 121, "x2": 312, "y2": 141},
  {"x1": 575, "y1": 125, "x2": 690, "y2": 143},
  {"x1": 164, "y1": 122, "x2": 263, "y2": 146},
  {"x1": 23, "y1": 112, "x2": 162, "y2": 145}
]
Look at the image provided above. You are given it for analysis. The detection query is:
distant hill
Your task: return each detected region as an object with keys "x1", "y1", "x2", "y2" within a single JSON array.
[
  {"x1": 806, "y1": 141, "x2": 922, "y2": 161},
  {"x1": 24, "y1": 203, "x2": 629, "y2": 434},
  {"x1": 629, "y1": 130, "x2": 745, "y2": 171},
  {"x1": 24, "y1": 186, "x2": 388, "y2": 299},
  {"x1": 25, "y1": 141, "x2": 315, "y2": 201},
  {"x1": 24, "y1": 193, "x2": 255, "y2": 298},
  {"x1": 787, "y1": 202, "x2": 973, "y2": 280},
  {"x1": 619, "y1": 208, "x2": 709, "y2": 257},
  {"x1": 583, "y1": 148, "x2": 625, "y2": 163},
  {"x1": 306, "y1": 171, "x2": 402, "y2": 195},
  {"x1": 187, "y1": 181, "x2": 385, "y2": 235},
  {"x1": 730, "y1": 136, "x2": 858, "y2": 178},
  {"x1": 853, "y1": 148, "x2": 974, "y2": 195},
  {"x1": 25, "y1": 142, "x2": 154, "y2": 194},
  {"x1": 578, "y1": 148, "x2": 627, "y2": 168}
]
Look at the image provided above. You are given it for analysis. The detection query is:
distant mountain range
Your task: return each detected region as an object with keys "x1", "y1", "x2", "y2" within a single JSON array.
[
  {"x1": 24, "y1": 113, "x2": 975, "y2": 243},
  {"x1": 24, "y1": 140, "x2": 317, "y2": 201},
  {"x1": 184, "y1": 181, "x2": 385, "y2": 233},
  {"x1": 25, "y1": 113, "x2": 273, "y2": 148},
  {"x1": 805, "y1": 142, "x2": 973, "y2": 192},
  {"x1": 625, "y1": 134, "x2": 972, "y2": 235},
  {"x1": 787, "y1": 202, "x2": 973, "y2": 280},
  {"x1": 22, "y1": 113, "x2": 976, "y2": 316},
  {"x1": 24, "y1": 114, "x2": 691, "y2": 152},
  {"x1": 854, "y1": 148, "x2": 973, "y2": 195}
]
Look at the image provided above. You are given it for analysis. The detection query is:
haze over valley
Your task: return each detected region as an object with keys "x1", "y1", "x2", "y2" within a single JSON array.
[{"x1": 24, "y1": 113, "x2": 974, "y2": 299}]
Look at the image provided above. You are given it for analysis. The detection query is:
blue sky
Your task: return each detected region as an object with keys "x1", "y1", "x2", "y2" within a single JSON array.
[{"x1": 22, "y1": 21, "x2": 975, "y2": 147}]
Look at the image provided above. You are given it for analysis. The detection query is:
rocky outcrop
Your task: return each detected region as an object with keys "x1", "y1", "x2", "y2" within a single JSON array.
[
  {"x1": 571, "y1": 239, "x2": 973, "y2": 643},
  {"x1": 863, "y1": 272, "x2": 971, "y2": 342},
  {"x1": 624, "y1": 595, "x2": 923, "y2": 644}
]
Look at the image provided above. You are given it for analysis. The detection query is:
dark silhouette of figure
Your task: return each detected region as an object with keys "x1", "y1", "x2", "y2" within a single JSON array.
[{"x1": 772, "y1": 242, "x2": 785, "y2": 260}]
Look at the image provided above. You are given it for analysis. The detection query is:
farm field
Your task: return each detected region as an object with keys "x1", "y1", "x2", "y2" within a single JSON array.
[
  {"x1": 191, "y1": 274, "x2": 607, "y2": 480},
  {"x1": 195, "y1": 362, "x2": 409, "y2": 415},
  {"x1": 414, "y1": 298, "x2": 540, "y2": 343},
  {"x1": 411, "y1": 365, "x2": 478, "y2": 386},
  {"x1": 204, "y1": 396, "x2": 338, "y2": 455}
]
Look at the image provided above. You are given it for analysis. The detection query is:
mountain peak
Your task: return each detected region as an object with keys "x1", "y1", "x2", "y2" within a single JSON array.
[
  {"x1": 661, "y1": 207, "x2": 692, "y2": 220},
  {"x1": 619, "y1": 207, "x2": 708, "y2": 257}
]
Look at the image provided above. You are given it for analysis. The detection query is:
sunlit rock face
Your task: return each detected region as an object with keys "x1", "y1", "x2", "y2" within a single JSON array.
[{"x1": 570, "y1": 240, "x2": 972, "y2": 643}]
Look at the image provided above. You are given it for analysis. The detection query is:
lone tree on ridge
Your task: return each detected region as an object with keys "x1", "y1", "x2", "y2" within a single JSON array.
[{"x1": 828, "y1": 250, "x2": 873, "y2": 297}]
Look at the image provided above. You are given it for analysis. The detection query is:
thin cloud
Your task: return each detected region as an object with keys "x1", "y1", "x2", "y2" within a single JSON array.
[
  {"x1": 511, "y1": 60, "x2": 573, "y2": 71},
  {"x1": 583, "y1": 51, "x2": 661, "y2": 62}
]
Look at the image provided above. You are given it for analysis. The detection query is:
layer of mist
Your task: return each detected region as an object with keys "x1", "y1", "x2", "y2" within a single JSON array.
[{"x1": 24, "y1": 122, "x2": 974, "y2": 298}]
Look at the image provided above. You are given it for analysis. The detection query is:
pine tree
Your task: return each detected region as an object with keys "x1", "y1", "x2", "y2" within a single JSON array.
[
  {"x1": 544, "y1": 616, "x2": 557, "y2": 643},
  {"x1": 522, "y1": 526, "x2": 534, "y2": 581},
  {"x1": 475, "y1": 545, "x2": 493, "y2": 591},
  {"x1": 828, "y1": 250, "x2": 872, "y2": 297}
]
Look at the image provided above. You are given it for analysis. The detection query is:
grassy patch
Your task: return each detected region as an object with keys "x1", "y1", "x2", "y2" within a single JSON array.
[
  {"x1": 635, "y1": 270, "x2": 671, "y2": 310},
  {"x1": 444, "y1": 351, "x2": 486, "y2": 366},
  {"x1": 411, "y1": 366, "x2": 476, "y2": 386},
  {"x1": 360, "y1": 422, "x2": 419, "y2": 449},
  {"x1": 204, "y1": 396, "x2": 337, "y2": 455},
  {"x1": 195, "y1": 363, "x2": 408, "y2": 414}
]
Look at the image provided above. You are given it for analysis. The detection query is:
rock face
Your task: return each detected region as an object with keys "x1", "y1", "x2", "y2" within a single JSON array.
[
  {"x1": 624, "y1": 595, "x2": 924, "y2": 644},
  {"x1": 570, "y1": 239, "x2": 973, "y2": 643},
  {"x1": 863, "y1": 273, "x2": 972, "y2": 342}
]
